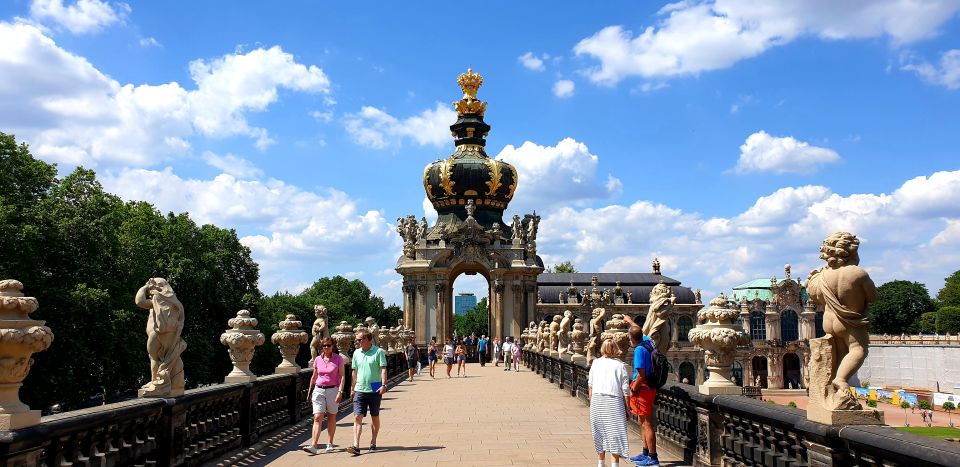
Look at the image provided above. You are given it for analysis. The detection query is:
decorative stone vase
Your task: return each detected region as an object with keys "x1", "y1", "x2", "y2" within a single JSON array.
[
  {"x1": 331, "y1": 321, "x2": 355, "y2": 364},
  {"x1": 271, "y1": 314, "x2": 307, "y2": 374},
  {"x1": 0, "y1": 280, "x2": 54, "y2": 430},
  {"x1": 377, "y1": 326, "x2": 391, "y2": 353},
  {"x1": 220, "y1": 310, "x2": 265, "y2": 383},
  {"x1": 601, "y1": 314, "x2": 630, "y2": 364},
  {"x1": 570, "y1": 318, "x2": 587, "y2": 365},
  {"x1": 687, "y1": 294, "x2": 750, "y2": 395}
]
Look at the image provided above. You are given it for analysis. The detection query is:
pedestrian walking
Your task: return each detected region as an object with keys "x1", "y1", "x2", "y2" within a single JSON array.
[
  {"x1": 347, "y1": 330, "x2": 387, "y2": 456},
  {"x1": 493, "y1": 337, "x2": 501, "y2": 366},
  {"x1": 589, "y1": 339, "x2": 631, "y2": 467},
  {"x1": 405, "y1": 341, "x2": 420, "y2": 382},
  {"x1": 477, "y1": 335, "x2": 489, "y2": 366},
  {"x1": 511, "y1": 336, "x2": 521, "y2": 372},
  {"x1": 427, "y1": 339, "x2": 438, "y2": 378},
  {"x1": 502, "y1": 336, "x2": 514, "y2": 371},
  {"x1": 443, "y1": 338, "x2": 455, "y2": 378},
  {"x1": 303, "y1": 338, "x2": 345, "y2": 455},
  {"x1": 455, "y1": 342, "x2": 468, "y2": 377}
]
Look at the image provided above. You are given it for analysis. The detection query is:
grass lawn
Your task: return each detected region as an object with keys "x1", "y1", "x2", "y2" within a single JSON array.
[{"x1": 895, "y1": 426, "x2": 960, "y2": 440}]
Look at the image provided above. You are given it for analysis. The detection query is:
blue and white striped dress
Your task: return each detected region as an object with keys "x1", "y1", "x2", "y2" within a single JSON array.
[{"x1": 588, "y1": 357, "x2": 630, "y2": 457}]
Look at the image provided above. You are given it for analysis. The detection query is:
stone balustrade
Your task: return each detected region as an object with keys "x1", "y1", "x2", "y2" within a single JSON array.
[
  {"x1": 871, "y1": 333, "x2": 960, "y2": 346},
  {"x1": 523, "y1": 349, "x2": 960, "y2": 467}
]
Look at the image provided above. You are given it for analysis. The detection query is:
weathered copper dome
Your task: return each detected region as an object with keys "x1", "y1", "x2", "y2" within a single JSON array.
[{"x1": 423, "y1": 69, "x2": 517, "y2": 230}]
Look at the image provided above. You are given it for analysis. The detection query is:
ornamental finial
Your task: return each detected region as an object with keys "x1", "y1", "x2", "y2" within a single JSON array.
[{"x1": 454, "y1": 68, "x2": 487, "y2": 116}]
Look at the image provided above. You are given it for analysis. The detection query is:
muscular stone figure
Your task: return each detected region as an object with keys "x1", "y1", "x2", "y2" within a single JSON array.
[
  {"x1": 548, "y1": 315, "x2": 561, "y2": 354},
  {"x1": 642, "y1": 281, "x2": 676, "y2": 353},
  {"x1": 558, "y1": 310, "x2": 573, "y2": 354}
]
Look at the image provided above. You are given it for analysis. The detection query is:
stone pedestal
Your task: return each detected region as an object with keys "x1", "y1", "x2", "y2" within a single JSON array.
[
  {"x1": 220, "y1": 310, "x2": 265, "y2": 383},
  {"x1": 271, "y1": 314, "x2": 307, "y2": 374},
  {"x1": 0, "y1": 280, "x2": 54, "y2": 430},
  {"x1": 807, "y1": 335, "x2": 884, "y2": 425}
]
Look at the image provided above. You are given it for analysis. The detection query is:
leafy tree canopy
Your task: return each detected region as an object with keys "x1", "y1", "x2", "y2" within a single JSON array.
[
  {"x1": 937, "y1": 270, "x2": 960, "y2": 309},
  {"x1": 936, "y1": 306, "x2": 960, "y2": 334},
  {"x1": 453, "y1": 297, "x2": 489, "y2": 339},
  {"x1": 919, "y1": 311, "x2": 938, "y2": 334},
  {"x1": 868, "y1": 280, "x2": 935, "y2": 334},
  {"x1": 546, "y1": 261, "x2": 577, "y2": 274}
]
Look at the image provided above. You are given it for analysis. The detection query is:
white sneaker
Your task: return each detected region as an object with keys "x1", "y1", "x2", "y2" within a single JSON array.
[
  {"x1": 302, "y1": 445, "x2": 319, "y2": 455},
  {"x1": 324, "y1": 444, "x2": 335, "y2": 453}
]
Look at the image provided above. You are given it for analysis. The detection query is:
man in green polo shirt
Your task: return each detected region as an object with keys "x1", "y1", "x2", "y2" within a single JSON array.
[{"x1": 347, "y1": 329, "x2": 387, "y2": 455}]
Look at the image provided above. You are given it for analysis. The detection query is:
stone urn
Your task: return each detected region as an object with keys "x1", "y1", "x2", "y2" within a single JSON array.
[
  {"x1": 687, "y1": 294, "x2": 750, "y2": 395},
  {"x1": 331, "y1": 321, "x2": 355, "y2": 364},
  {"x1": 271, "y1": 314, "x2": 307, "y2": 374},
  {"x1": 377, "y1": 326, "x2": 391, "y2": 353},
  {"x1": 220, "y1": 310, "x2": 265, "y2": 383},
  {"x1": 0, "y1": 280, "x2": 54, "y2": 430},
  {"x1": 570, "y1": 318, "x2": 587, "y2": 364},
  {"x1": 601, "y1": 313, "x2": 630, "y2": 364}
]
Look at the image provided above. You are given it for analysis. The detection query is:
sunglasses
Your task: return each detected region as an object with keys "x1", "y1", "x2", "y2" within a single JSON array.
[{"x1": 322, "y1": 344, "x2": 333, "y2": 348}]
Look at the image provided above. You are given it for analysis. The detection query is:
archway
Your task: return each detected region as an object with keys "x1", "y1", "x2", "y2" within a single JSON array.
[
  {"x1": 750, "y1": 311, "x2": 766, "y2": 341},
  {"x1": 780, "y1": 310, "x2": 799, "y2": 341},
  {"x1": 679, "y1": 361, "x2": 696, "y2": 385},
  {"x1": 751, "y1": 356, "x2": 768, "y2": 388},
  {"x1": 783, "y1": 353, "x2": 802, "y2": 389},
  {"x1": 732, "y1": 361, "x2": 744, "y2": 387}
]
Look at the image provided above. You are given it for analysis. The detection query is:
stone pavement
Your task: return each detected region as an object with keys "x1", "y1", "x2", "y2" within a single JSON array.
[{"x1": 213, "y1": 361, "x2": 683, "y2": 466}]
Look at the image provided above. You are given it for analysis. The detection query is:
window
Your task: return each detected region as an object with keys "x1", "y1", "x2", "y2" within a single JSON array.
[
  {"x1": 678, "y1": 316, "x2": 693, "y2": 342},
  {"x1": 780, "y1": 310, "x2": 799, "y2": 341},
  {"x1": 750, "y1": 311, "x2": 766, "y2": 340},
  {"x1": 815, "y1": 311, "x2": 825, "y2": 338}
]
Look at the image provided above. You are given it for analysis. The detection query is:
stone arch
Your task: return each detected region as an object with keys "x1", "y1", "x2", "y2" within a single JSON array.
[
  {"x1": 751, "y1": 356, "x2": 768, "y2": 388},
  {"x1": 783, "y1": 352, "x2": 802, "y2": 389},
  {"x1": 732, "y1": 361, "x2": 744, "y2": 387},
  {"x1": 679, "y1": 361, "x2": 696, "y2": 385}
]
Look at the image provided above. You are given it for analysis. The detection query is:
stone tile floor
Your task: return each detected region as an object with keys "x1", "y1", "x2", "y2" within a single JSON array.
[{"x1": 212, "y1": 361, "x2": 683, "y2": 466}]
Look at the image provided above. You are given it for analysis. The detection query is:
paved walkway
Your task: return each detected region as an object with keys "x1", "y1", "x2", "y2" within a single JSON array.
[{"x1": 214, "y1": 361, "x2": 683, "y2": 466}]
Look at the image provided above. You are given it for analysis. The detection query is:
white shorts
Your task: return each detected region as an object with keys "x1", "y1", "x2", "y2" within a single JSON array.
[{"x1": 311, "y1": 386, "x2": 340, "y2": 415}]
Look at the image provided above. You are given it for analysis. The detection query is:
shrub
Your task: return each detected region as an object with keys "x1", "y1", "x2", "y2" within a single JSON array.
[
  {"x1": 919, "y1": 311, "x2": 938, "y2": 333},
  {"x1": 919, "y1": 400, "x2": 931, "y2": 410},
  {"x1": 901, "y1": 401, "x2": 911, "y2": 409},
  {"x1": 937, "y1": 306, "x2": 960, "y2": 334},
  {"x1": 867, "y1": 400, "x2": 878, "y2": 408},
  {"x1": 787, "y1": 402, "x2": 797, "y2": 408}
]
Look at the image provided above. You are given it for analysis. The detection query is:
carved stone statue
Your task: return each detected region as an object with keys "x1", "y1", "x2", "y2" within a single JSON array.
[
  {"x1": 586, "y1": 307, "x2": 607, "y2": 365},
  {"x1": 0, "y1": 280, "x2": 54, "y2": 429},
  {"x1": 805, "y1": 231, "x2": 883, "y2": 425},
  {"x1": 331, "y1": 321, "x2": 355, "y2": 365},
  {"x1": 417, "y1": 217, "x2": 428, "y2": 242},
  {"x1": 526, "y1": 212, "x2": 540, "y2": 241},
  {"x1": 466, "y1": 199, "x2": 476, "y2": 218},
  {"x1": 558, "y1": 310, "x2": 573, "y2": 358},
  {"x1": 538, "y1": 320, "x2": 549, "y2": 352},
  {"x1": 309, "y1": 304, "x2": 329, "y2": 361},
  {"x1": 220, "y1": 310, "x2": 265, "y2": 383},
  {"x1": 548, "y1": 315, "x2": 561, "y2": 355},
  {"x1": 491, "y1": 221, "x2": 501, "y2": 239},
  {"x1": 272, "y1": 314, "x2": 308, "y2": 374},
  {"x1": 642, "y1": 281, "x2": 676, "y2": 353},
  {"x1": 652, "y1": 257, "x2": 661, "y2": 275},
  {"x1": 511, "y1": 214, "x2": 522, "y2": 241},
  {"x1": 365, "y1": 317, "x2": 380, "y2": 347},
  {"x1": 135, "y1": 278, "x2": 187, "y2": 397},
  {"x1": 570, "y1": 318, "x2": 587, "y2": 364},
  {"x1": 601, "y1": 313, "x2": 630, "y2": 365},
  {"x1": 695, "y1": 288, "x2": 702, "y2": 304}
]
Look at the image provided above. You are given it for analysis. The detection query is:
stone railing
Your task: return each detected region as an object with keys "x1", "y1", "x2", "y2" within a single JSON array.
[
  {"x1": 522, "y1": 349, "x2": 960, "y2": 467},
  {"x1": 0, "y1": 353, "x2": 408, "y2": 467},
  {"x1": 871, "y1": 334, "x2": 960, "y2": 346}
]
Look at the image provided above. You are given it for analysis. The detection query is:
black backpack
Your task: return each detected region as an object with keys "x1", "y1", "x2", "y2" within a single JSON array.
[{"x1": 638, "y1": 340, "x2": 672, "y2": 389}]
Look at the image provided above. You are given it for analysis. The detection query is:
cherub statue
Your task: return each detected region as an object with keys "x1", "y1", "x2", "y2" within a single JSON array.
[
  {"x1": 806, "y1": 231, "x2": 878, "y2": 410},
  {"x1": 310, "y1": 304, "x2": 329, "y2": 360},
  {"x1": 558, "y1": 310, "x2": 573, "y2": 354},
  {"x1": 548, "y1": 314, "x2": 561, "y2": 353}
]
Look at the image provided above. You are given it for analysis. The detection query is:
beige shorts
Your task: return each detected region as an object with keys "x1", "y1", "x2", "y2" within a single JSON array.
[{"x1": 311, "y1": 386, "x2": 340, "y2": 414}]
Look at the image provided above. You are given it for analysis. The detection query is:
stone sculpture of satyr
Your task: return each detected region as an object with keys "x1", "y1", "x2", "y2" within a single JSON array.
[
  {"x1": 586, "y1": 307, "x2": 607, "y2": 365},
  {"x1": 642, "y1": 281, "x2": 676, "y2": 354},
  {"x1": 548, "y1": 315, "x2": 561, "y2": 356},
  {"x1": 310, "y1": 304, "x2": 329, "y2": 361},
  {"x1": 806, "y1": 231, "x2": 883, "y2": 425},
  {"x1": 135, "y1": 278, "x2": 187, "y2": 397},
  {"x1": 558, "y1": 310, "x2": 573, "y2": 357}
]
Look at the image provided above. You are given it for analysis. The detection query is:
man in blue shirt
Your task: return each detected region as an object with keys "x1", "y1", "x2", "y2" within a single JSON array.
[
  {"x1": 477, "y1": 335, "x2": 489, "y2": 366},
  {"x1": 623, "y1": 315, "x2": 659, "y2": 466}
]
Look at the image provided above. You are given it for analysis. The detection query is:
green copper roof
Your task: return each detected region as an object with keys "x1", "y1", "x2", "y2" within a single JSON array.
[{"x1": 729, "y1": 278, "x2": 810, "y2": 304}]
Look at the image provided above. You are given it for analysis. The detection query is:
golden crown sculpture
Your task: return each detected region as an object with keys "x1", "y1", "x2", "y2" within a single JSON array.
[{"x1": 454, "y1": 68, "x2": 487, "y2": 116}]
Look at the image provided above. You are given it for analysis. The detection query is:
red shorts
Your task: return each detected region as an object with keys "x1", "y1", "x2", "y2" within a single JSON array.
[{"x1": 630, "y1": 389, "x2": 656, "y2": 417}]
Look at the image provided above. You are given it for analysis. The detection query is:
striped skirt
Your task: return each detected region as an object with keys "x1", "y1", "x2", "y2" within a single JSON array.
[{"x1": 590, "y1": 394, "x2": 629, "y2": 457}]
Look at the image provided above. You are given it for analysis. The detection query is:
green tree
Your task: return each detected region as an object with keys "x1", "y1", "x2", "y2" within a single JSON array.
[
  {"x1": 936, "y1": 306, "x2": 960, "y2": 334},
  {"x1": 944, "y1": 401, "x2": 956, "y2": 427},
  {"x1": 901, "y1": 400, "x2": 912, "y2": 426},
  {"x1": 453, "y1": 297, "x2": 489, "y2": 338},
  {"x1": 920, "y1": 312, "x2": 938, "y2": 334},
  {"x1": 545, "y1": 261, "x2": 577, "y2": 274},
  {"x1": 937, "y1": 270, "x2": 960, "y2": 308},
  {"x1": 868, "y1": 280, "x2": 936, "y2": 334}
]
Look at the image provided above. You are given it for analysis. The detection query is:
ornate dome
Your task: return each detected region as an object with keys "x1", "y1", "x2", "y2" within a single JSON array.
[{"x1": 423, "y1": 69, "x2": 517, "y2": 230}]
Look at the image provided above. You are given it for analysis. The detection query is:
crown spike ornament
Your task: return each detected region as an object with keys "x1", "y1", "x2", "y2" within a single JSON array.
[{"x1": 454, "y1": 68, "x2": 487, "y2": 116}]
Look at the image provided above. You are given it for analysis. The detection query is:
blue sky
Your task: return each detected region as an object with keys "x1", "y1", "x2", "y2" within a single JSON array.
[{"x1": 2, "y1": 0, "x2": 960, "y2": 305}]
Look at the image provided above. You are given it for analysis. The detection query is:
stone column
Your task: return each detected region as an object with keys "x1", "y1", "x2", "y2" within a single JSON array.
[
  {"x1": 220, "y1": 310, "x2": 265, "y2": 383},
  {"x1": 740, "y1": 301, "x2": 751, "y2": 336},
  {"x1": 272, "y1": 314, "x2": 307, "y2": 374},
  {"x1": 800, "y1": 302, "x2": 816, "y2": 340},
  {"x1": 511, "y1": 282, "x2": 523, "y2": 337},
  {"x1": 765, "y1": 302, "x2": 781, "y2": 341},
  {"x1": 670, "y1": 316, "x2": 680, "y2": 346},
  {"x1": 0, "y1": 280, "x2": 54, "y2": 430},
  {"x1": 415, "y1": 283, "x2": 428, "y2": 344},
  {"x1": 402, "y1": 284, "x2": 414, "y2": 333},
  {"x1": 492, "y1": 279, "x2": 504, "y2": 339}
]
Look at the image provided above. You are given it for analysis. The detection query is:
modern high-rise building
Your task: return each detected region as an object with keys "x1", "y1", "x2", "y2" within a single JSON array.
[{"x1": 454, "y1": 292, "x2": 478, "y2": 316}]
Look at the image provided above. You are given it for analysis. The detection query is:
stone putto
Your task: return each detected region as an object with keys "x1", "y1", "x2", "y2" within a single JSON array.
[
  {"x1": 135, "y1": 278, "x2": 187, "y2": 398},
  {"x1": 309, "y1": 304, "x2": 329, "y2": 361}
]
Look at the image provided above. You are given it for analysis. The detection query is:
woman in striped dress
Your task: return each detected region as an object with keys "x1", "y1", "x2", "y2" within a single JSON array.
[{"x1": 588, "y1": 339, "x2": 630, "y2": 467}]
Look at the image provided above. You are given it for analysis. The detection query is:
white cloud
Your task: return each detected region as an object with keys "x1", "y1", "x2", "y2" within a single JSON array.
[
  {"x1": 344, "y1": 102, "x2": 455, "y2": 149},
  {"x1": 201, "y1": 151, "x2": 263, "y2": 179},
  {"x1": 518, "y1": 52, "x2": 545, "y2": 71},
  {"x1": 29, "y1": 0, "x2": 127, "y2": 34},
  {"x1": 552, "y1": 79, "x2": 575, "y2": 98},
  {"x1": 138, "y1": 36, "x2": 161, "y2": 48},
  {"x1": 733, "y1": 131, "x2": 840, "y2": 175},
  {"x1": 902, "y1": 49, "x2": 960, "y2": 90},
  {"x1": 537, "y1": 169, "x2": 960, "y2": 299},
  {"x1": 0, "y1": 22, "x2": 331, "y2": 168},
  {"x1": 574, "y1": 0, "x2": 960, "y2": 85},
  {"x1": 494, "y1": 137, "x2": 621, "y2": 214}
]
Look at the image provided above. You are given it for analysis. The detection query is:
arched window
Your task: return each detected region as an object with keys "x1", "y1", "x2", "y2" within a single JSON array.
[
  {"x1": 732, "y1": 361, "x2": 744, "y2": 386},
  {"x1": 679, "y1": 362, "x2": 696, "y2": 385},
  {"x1": 780, "y1": 310, "x2": 799, "y2": 341},
  {"x1": 750, "y1": 311, "x2": 766, "y2": 340},
  {"x1": 815, "y1": 311, "x2": 825, "y2": 338},
  {"x1": 678, "y1": 316, "x2": 693, "y2": 342}
]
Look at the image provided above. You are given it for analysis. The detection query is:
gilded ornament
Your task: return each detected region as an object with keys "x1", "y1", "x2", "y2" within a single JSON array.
[
  {"x1": 453, "y1": 68, "x2": 488, "y2": 116},
  {"x1": 439, "y1": 157, "x2": 456, "y2": 195},
  {"x1": 423, "y1": 164, "x2": 434, "y2": 200},
  {"x1": 504, "y1": 163, "x2": 518, "y2": 199},
  {"x1": 485, "y1": 158, "x2": 502, "y2": 196}
]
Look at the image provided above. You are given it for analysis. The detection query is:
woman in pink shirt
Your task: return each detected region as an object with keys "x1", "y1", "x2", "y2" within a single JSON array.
[{"x1": 304, "y1": 337, "x2": 345, "y2": 454}]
